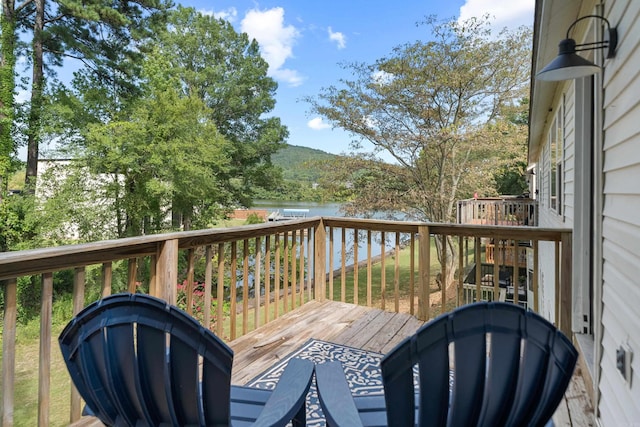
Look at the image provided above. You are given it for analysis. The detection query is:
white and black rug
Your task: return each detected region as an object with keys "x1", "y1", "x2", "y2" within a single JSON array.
[{"x1": 244, "y1": 338, "x2": 385, "y2": 426}]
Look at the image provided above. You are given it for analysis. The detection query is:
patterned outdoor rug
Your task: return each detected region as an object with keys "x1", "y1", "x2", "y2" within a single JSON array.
[{"x1": 244, "y1": 338, "x2": 386, "y2": 426}]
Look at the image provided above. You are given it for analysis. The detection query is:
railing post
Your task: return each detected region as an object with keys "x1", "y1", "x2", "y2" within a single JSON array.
[
  {"x1": 559, "y1": 232, "x2": 573, "y2": 337},
  {"x1": 2, "y1": 278, "x2": 17, "y2": 426},
  {"x1": 314, "y1": 219, "x2": 326, "y2": 301},
  {"x1": 418, "y1": 225, "x2": 431, "y2": 321},
  {"x1": 156, "y1": 239, "x2": 178, "y2": 305}
]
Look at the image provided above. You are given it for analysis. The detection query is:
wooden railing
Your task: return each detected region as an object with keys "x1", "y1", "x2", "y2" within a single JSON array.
[
  {"x1": 0, "y1": 217, "x2": 571, "y2": 426},
  {"x1": 485, "y1": 241, "x2": 528, "y2": 267},
  {"x1": 457, "y1": 198, "x2": 538, "y2": 226}
]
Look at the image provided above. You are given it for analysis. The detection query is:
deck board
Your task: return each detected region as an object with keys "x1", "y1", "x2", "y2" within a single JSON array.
[
  {"x1": 71, "y1": 300, "x2": 593, "y2": 426},
  {"x1": 231, "y1": 300, "x2": 594, "y2": 426}
]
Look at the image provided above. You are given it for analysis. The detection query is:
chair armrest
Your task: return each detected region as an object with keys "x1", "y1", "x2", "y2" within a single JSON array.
[
  {"x1": 252, "y1": 358, "x2": 314, "y2": 427},
  {"x1": 316, "y1": 361, "x2": 364, "y2": 427}
]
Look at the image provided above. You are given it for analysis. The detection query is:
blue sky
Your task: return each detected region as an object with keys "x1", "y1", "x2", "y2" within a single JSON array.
[
  {"x1": 19, "y1": 0, "x2": 534, "y2": 160},
  {"x1": 183, "y1": 0, "x2": 535, "y2": 157}
]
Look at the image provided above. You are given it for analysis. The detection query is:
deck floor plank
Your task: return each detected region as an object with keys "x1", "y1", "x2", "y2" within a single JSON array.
[{"x1": 380, "y1": 315, "x2": 425, "y2": 354}]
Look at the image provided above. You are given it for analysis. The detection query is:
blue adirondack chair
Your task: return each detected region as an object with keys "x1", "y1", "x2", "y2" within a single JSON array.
[
  {"x1": 316, "y1": 302, "x2": 578, "y2": 427},
  {"x1": 59, "y1": 293, "x2": 314, "y2": 427}
]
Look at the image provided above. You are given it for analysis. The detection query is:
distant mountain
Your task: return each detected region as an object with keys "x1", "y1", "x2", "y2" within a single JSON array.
[{"x1": 271, "y1": 144, "x2": 338, "y2": 182}]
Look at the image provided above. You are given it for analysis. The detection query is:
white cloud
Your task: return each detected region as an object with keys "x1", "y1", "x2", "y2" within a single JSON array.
[
  {"x1": 328, "y1": 27, "x2": 346, "y2": 49},
  {"x1": 272, "y1": 68, "x2": 305, "y2": 87},
  {"x1": 459, "y1": 0, "x2": 534, "y2": 30},
  {"x1": 241, "y1": 7, "x2": 303, "y2": 87},
  {"x1": 307, "y1": 117, "x2": 331, "y2": 130},
  {"x1": 198, "y1": 7, "x2": 237, "y2": 22},
  {"x1": 215, "y1": 7, "x2": 238, "y2": 22}
]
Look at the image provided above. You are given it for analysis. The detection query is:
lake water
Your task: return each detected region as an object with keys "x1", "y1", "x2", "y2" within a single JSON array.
[{"x1": 253, "y1": 200, "x2": 403, "y2": 269}]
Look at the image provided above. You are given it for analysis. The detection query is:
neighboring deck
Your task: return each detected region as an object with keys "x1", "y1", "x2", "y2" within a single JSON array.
[{"x1": 71, "y1": 300, "x2": 592, "y2": 426}]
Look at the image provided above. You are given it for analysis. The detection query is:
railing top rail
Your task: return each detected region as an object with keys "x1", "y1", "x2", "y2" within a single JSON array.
[
  {"x1": 0, "y1": 217, "x2": 321, "y2": 281},
  {"x1": 0, "y1": 216, "x2": 570, "y2": 281},
  {"x1": 321, "y1": 216, "x2": 568, "y2": 238},
  {"x1": 457, "y1": 198, "x2": 537, "y2": 203}
]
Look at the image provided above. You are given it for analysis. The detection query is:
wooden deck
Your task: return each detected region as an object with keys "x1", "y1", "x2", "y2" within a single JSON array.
[{"x1": 72, "y1": 300, "x2": 593, "y2": 426}]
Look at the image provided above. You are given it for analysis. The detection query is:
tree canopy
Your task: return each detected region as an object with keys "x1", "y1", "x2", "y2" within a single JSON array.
[
  {"x1": 307, "y1": 16, "x2": 532, "y2": 286},
  {"x1": 307, "y1": 16, "x2": 531, "y2": 224},
  {"x1": 10, "y1": 6, "x2": 288, "y2": 242}
]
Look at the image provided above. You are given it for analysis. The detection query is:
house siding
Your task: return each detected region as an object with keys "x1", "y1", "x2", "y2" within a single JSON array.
[
  {"x1": 599, "y1": 0, "x2": 640, "y2": 424},
  {"x1": 532, "y1": 0, "x2": 640, "y2": 423}
]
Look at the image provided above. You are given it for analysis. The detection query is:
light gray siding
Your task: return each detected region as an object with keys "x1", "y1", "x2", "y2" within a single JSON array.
[{"x1": 598, "y1": 0, "x2": 640, "y2": 423}]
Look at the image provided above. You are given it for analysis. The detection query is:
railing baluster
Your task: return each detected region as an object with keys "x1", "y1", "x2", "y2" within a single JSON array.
[
  {"x1": 217, "y1": 243, "x2": 225, "y2": 337},
  {"x1": 513, "y1": 240, "x2": 519, "y2": 306},
  {"x1": 264, "y1": 236, "x2": 271, "y2": 324},
  {"x1": 101, "y1": 261, "x2": 112, "y2": 298},
  {"x1": 394, "y1": 232, "x2": 400, "y2": 312},
  {"x1": 128, "y1": 258, "x2": 138, "y2": 294},
  {"x1": 39, "y1": 272, "x2": 53, "y2": 427},
  {"x1": 380, "y1": 231, "x2": 386, "y2": 311},
  {"x1": 441, "y1": 234, "x2": 447, "y2": 316},
  {"x1": 341, "y1": 228, "x2": 346, "y2": 302},
  {"x1": 353, "y1": 229, "x2": 359, "y2": 305},
  {"x1": 186, "y1": 249, "x2": 195, "y2": 315},
  {"x1": 410, "y1": 234, "x2": 415, "y2": 315},
  {"x1": 149, "y1": 256, "x2": 157, "y2": 297},
  {"x1": 230, "y1": 242, "x2": 238, "y2": 339},
  {"x1": 204, "y1": 245, "x2": 212, "y2": 330},
  {"x1": 307, "y1": 227, "x2": 313, "y2": 302},
  {"x1": 493, "y1": 240, "x2": 501, "y2": 303},
  {"x1": 458, "y1": 236, "x2": 464, "y2": 307},
  {"x1": 283, "y1": 232, "x2": 289, "y2": 313},
  {"x1": 328, "y1": 226, "x2": 334, "y2": 300},
  {"x1": 291, "y1": 230, "x2": 297, "y2": 309},
  {"x1": 475, "y1": 236, "x2": 482, "y2": 304},
  {"x1": 298, "y1": 230, "x2": 304, "y2": 307},
  {"x1": 274, "y1": 234, "x2": 281, "y2": 318},
  {"x1": 243, "y1": 239, "x2": 249, "y2": 335},
  {"x1": 70, "y1": 268, "x2": 86, "y2": 422},
  {"x1": 2, "y1": 278, "x2": 17, "y2": 426},
  {"x1": 254, "y1": 237, "x2": 262, "y2": 329},
  {"x1": 533, "y1": 240, "x2": 540, "y2": 312},
  {"x1": 367, "y1": 230, "x2": 372, "y2": 307}
]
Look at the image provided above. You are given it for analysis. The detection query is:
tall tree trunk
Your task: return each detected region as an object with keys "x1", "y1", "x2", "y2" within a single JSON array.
[
  {"x1": 25, "y1": 0, "x2": 44, "y2": 192},
  {"x1": 1, "y1": 0, "x2": 17, "y2": 200}
]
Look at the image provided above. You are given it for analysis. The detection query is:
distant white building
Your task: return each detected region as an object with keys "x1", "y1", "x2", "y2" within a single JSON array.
[{"x1": 36, "y1": 159, "x2": 122, "y2": 241}]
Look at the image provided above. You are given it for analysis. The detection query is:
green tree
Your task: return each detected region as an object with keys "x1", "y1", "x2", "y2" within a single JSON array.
[
  {"x1": 307, "y1": 16, "x2": 531, "y2": 287},
  {"x1": 0, "y1": 0, "x2": 18, "y2": 200},
  {"x1": 12, "y1": 0, "x2": 172, "y2": 189},
  {"x1": 156, "y1": 7, "x2": 287, "y2": 210}
]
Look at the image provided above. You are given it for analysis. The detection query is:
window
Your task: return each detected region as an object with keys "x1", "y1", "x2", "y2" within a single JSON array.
[{"x1": 549, "y1": 106, "x2": 564, "y2": 215}]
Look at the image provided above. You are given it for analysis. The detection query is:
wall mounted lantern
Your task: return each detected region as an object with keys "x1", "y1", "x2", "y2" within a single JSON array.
[{"x1": 536, "y1": 15, "x2": 617, "y2": 81}]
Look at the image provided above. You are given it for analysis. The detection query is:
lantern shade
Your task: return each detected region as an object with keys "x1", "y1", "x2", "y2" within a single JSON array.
[{"x1": 536, "y1": 38, "x2": 601, "y2": 81}]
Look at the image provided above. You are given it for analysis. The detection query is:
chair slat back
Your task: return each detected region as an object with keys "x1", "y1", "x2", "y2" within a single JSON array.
[
  {"x1": 380, "y1": 302, "x2": 577, "y2": 427},
  {"x1": 59, "y1": 293, "x2": 234, "y2": 426}
]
